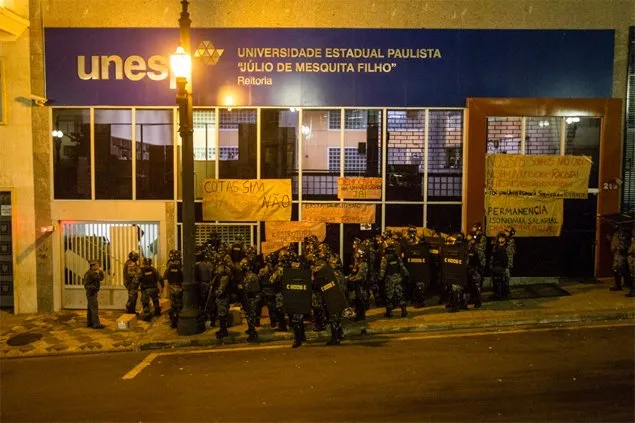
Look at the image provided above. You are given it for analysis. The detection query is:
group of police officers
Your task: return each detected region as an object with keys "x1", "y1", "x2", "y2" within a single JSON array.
[{"x1": 115, "y1": 223, "x2": 520, "y2": 348}]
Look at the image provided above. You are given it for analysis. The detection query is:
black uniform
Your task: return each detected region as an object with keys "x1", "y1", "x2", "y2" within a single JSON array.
[
  {"x1": 83, "y1": 263, "x2": 105, "y2": 328},
  {"x1": 164, "y1": 260, "x2": 184, "y2": 328}
]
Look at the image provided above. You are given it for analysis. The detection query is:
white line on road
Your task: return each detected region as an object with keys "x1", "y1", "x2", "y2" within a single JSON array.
[{"x1": 122, "y1": 321, "x2": 634, "y2": 380}]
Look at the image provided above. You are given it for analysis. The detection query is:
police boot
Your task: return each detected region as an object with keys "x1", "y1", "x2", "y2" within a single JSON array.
[
  {"x1": 326, "y1": 323, "x2": 341, "y2": 346},
  {"x1": 292, "y1": 326, "x2": 303, "y2": 348},
  {"x1": 154, "y1": 307, "x2": 161, "y2": 317},
  {"x1": 255, "y1": 318, "x2": 261, "y2": 327},
  {"x1": 215, "y1": 318, "x2": 229, "y2": 339},
  {"x1": 610, "y1": 275, "x2": 623, "y2": 291},
  {"x1": 247, "y1": 328, "x2": 258, "y2": 343},
  {"x1": 301, "y1": 324, "x2": 307, "y2": 342},
  {"x1": 354, "y1": 307, "x2": 366, "y2": 321},
  {"x1": 384, "y1": 307, "x2": 393, "y2": 318},
  {"x1": 400, "y1": 305, "x2": 408, "y2": 318}
]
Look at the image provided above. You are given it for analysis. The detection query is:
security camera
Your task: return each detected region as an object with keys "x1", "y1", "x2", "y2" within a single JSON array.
[{"x1": 29, "y1": 94, "x2": 55, "y2": 107}]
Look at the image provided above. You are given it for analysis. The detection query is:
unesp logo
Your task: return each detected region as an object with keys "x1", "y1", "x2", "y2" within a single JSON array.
[{"x1": 194, "y1": 40, "x2": 224, "y2": 65}]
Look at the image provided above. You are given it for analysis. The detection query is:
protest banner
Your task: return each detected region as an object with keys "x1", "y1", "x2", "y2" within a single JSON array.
[
  {"x1": 486, "y1": 154, "x2": 591, "y2": 199},
  {"x1": 265, "y1": 221, "x2": 327, "y2": 243},
  {"x1": 338, "y1": 177, "x2": 382, "y2": 199},
  {"x1": 485, "y1": 195, "x2": 564, "y2": 237},
  {"x1": 302, "y1": 203, "x2": 376, "y2": 224},
  {"x1": 202, "y1": 179, "x2": 292, "y2": 221},
  {"x1": 261, "y1": 241, "x2": 288, "y2": 256}
]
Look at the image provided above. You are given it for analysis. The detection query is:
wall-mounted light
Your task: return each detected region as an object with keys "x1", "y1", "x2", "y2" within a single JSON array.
[
  {"x1": 566, "y1": 117, "x2": 581, "y2": 125},
  {"x1": 52, "y1": 130, "x2": 63, "y2": 138},
  {"x1": 301, "y1": 125, "x2": 311, "y2": 137},
  {"x1": 538, "y1": 120, "x2": 550, "y2": 127}
]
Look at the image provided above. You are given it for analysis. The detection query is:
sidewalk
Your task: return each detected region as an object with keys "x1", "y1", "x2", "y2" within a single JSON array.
[{"x1": 1, "y1": 279, "x2": 633, "y2": 359}]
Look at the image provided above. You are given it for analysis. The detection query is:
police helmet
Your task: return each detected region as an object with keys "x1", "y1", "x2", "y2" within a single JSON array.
[
  {"x1": 143, "y1": 257, "x2": 152, "y2": 266},
  {"x1": 168, "y1": 249, "x2": 177, "y2": 260},
  {"x1": 407, "y1": 225, "x2": 418, "y2": 237},
  {"x1": 317, "y1": 243, "x2": 330, "y2": 260},
  {"x1": 384, "y1": 238, "x2": 396, "y2": 253},
  {"x1": 471, "y1": 222, "x2": 482, "y2": 235},
  {"x1": 496, "y1": 232, "x2": 507, "y2": 246},
  {"x1": 128, "y1": 251, "x2": 139, "y2": 261},
  {"x1": 239, "y1": 258, "x2": 251, "y2": 272},
  {"x1": 278, "y1": 248, "x2": 290, "y2": 265},
  {"x1": 172, "y1": 250, "x2": 182, "y2": 261},
  {"x1": 504, "y1": 226, "x2": 516, "y2": 238}
]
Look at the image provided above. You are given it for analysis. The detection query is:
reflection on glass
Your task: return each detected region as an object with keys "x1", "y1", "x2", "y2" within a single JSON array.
[
  {"x1": 260, "y1": 109, "x2": 299, "y2": 199},
  {"x1": 387, "y1": 110, "x2": 424, "y2": 201},
  {"x1": 343, "y1": 110, "x2": 382, "y2": 202},
  {"x1": 487, "y1": 117, "x2": 521, "y2": 154},
  {"x1": 301, "y1": 109, "x2": 340, "y2": 200},
  {"x1": 52, "y1": 108, "x2": 91, "y2": 199},
  {"x1": 136, "y1": 109, "x2": 174, "y2": 199},
  {"x1": 526, "y1": 117, "x2": 560, "y2": 155},
  {"x1": 565, "y1": 117, "x2": 600, "y2": 188},
  {"x1": 219, "y1": 109, "x2": 257, "y2": 179},
  {"x1": 428, "y1": 110, "x2": 463, "y2": 201},
  {"x1": 193, "y1": 109, "x2": 216, "y2": 200},
  {"x1": 94, "y1": 109, "x2": 132, "y2": 199}
]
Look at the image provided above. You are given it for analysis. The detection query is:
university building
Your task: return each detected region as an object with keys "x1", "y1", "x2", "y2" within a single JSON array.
[{"x1": 0, "y1": 0, "x2": 633, "y2": 313}]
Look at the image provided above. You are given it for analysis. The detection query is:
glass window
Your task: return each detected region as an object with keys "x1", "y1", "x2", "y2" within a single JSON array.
[
  {"x1": 428, "y1": 110, "x2": 463, "y2": 201},
  {"x1": 94, "y1": 109, "x2": 132, "y2": 199},
  {"x1": 328, "y1": 110, "x2": 370, "y2": 130},
  {"x1": 387, "y1": 110, "x2": 424, "y2": 201},
  {"x1": 343, "y1": 110, "x2": 382, "y2": 181},
  {"x1": 565, "y1": 117, "x2": 600, "y2": 188},
  {"x1": 301, "y1": 109, "x2": 339, "y2": 200},
  {"x1": 136, "y1": 109, "x2": 174, "y2": 199},
  {"x1": 219, "y1": 109, "x2": 256, "y2": 179},
  {"x1": 192, "y1": 109, "x2": 216, "y2": 200},
  {"x1": 426, "y1": 204, "x2": 462, "y2": 235},
  {"x1": 52, "y1": 108, "x2": 91, "y2": 199},
  {"x1": 385, "y1": 203, "x2": 423, "y2": 228},
  {"x1": 486, "y1": 117, "x2": 521, "y2": 154},
  {"x1": 260, "y1": 109, "x2": 299, "y2": 199},
  {"x1": 526, "y1": 117, "x2": 560, "y2": 155}
]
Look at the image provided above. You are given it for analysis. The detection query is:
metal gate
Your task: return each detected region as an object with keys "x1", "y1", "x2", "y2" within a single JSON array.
[
  {"x1": 177, "y1": 223, "x2": 255, "y2": 249},
  {"x1": 62, "y1": 222, "x2": 160, "y2": 309}
]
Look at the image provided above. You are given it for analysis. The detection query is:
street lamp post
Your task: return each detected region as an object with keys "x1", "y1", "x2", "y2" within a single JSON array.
[{"x1": 171, "y1": 0, "x2": 201, "y2": 336}]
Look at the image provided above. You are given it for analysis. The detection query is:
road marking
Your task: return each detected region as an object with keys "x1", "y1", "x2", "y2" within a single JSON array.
[
  {"x1": 123, "y1": 321, "x2": 634, "y2": 379},
  {"x1": 122, "y1": 344, "x2": 289, "y2": 380},
  {"x1": 122, "y1": 352, "x2": 158, "y2": 380},
  {"x1": 391, "y1": 321, "x2": 635, "y2": 342}
]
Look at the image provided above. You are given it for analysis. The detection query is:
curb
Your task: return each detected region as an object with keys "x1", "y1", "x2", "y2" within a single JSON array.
[{"x1": 137, "y1": 309, "x2": 635, "y2": 351}]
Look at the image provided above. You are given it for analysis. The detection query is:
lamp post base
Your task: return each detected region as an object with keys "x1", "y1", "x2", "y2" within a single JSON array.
[{"x1": 177, "y1": 282, "x2": 203, "y2": 336}]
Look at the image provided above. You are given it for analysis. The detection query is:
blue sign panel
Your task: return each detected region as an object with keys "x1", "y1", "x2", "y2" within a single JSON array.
[{"x1": 45, "y1": 28, "x2": 614, "y2": 107}]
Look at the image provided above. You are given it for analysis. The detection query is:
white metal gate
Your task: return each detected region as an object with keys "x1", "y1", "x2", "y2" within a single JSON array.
[{"x1": 61, "y1": 222, "x2": 160, "y2": 309}]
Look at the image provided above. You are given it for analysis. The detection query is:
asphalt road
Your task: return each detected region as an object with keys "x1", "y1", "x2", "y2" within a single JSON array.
[{"x1": 1, "y1": 323, "x2": 634, "y2": 422}]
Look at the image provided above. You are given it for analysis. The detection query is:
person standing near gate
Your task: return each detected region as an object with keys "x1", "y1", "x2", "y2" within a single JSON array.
[
  {"x1": 610, "y1": 223, "x2": 631, "y2": 291},
  {"x1": 164, "y1": 250, "x2": 184, "y2": 329},
  {"x1": 138, "y1": 258, "x2": 163, "y2": 321},
  {"x1": 83, "y1": 261, "x2": 105, "y2": 329},
  {"x1": 490, "y1": 232, "x2": 510, "y2": 300},
  {"x1": 282, "y1": 254, "x2": 312, "y2": 348},
  {"x1": 379, "y1": 239, "x2": 409, "y2": 318},
  {"x1": 124, "y1": 251, "x2": 141, "y2": 314}
]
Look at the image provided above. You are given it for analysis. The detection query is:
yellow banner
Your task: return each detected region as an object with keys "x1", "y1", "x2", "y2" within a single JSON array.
[
  {"x1": 202, "y1": 179, "x2": 292, "y2": 221},
  {"x1": 338, "y1": 177, "x2": 382, "y2": 199},
  {"x1": 302, "y1": 203, "x2": 376, "y2": 224},
  {"x1": 261, "y1": 241, "x2": 288, "y2": 256},
  {"x1": 265, "y1": 221, "x2": 327, "y2": 244},
  {"x1": 486, "y1": 154, "x2": 591, "y2": 199},
  {"x1": 485, "y1": 195, "x2": 563, "y2": 237}
]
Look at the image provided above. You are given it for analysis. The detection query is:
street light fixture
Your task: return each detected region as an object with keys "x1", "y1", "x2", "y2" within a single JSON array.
[{"x1": 171, "y1": 0, "x2": 201, "y2": 336}]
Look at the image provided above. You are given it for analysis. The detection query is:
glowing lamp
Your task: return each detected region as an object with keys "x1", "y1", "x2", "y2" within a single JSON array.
[{"x1": 170, "y1": 46, "x2": 192, "y2": 80}]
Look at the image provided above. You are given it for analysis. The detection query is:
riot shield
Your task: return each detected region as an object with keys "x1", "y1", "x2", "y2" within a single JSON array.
[
  {"x1": 282, "y1": 267, "x2": 312, "y2": 315},
  {"x1": 314, "y1": 264, "x2": 349, "y2": 316},
  {"x1": 405, "y1": 243, "x2": 431, "y2": 283},
  {"x1": 441, "y1": 244, "x2": 468, "y2": 288}
]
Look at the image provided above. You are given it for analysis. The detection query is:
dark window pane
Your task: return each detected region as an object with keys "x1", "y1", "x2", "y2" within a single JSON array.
[
  {"x1": 387, "y1": 110, "x2": 424, "y2": 201},
  {"x1": 565, "y1": 117, "x2": 600, "y2": 189},
  {"x1": 136, "y1": 109, "x2": 174, "y2": 199},
  {"x1": 94, "y1": 109, "x2": 132, "y2": 199},
  {"x1": 302, "y1": 109, "x2": 339, "y2": 200},
  {"x1": 426, "y1": 204, "x2": 462, "y2": 235},
  {"x1": 219, "y1": 109, "x2": 257, "y2": 179},
  {"x1": 428, "y1": 110, "x2": 463, "y2": 201},
  {"x1": 52, "y1": 108, "x2": 91, "y2": 199},
  {"x1": 261, "y1": 109, "x2": 299, "y2": 200},
  {"x1": 385, "y1": 203, "x2": 423, "y2": 228}
]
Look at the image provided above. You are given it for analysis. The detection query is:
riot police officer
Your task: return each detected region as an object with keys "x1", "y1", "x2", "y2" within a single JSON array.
[
  {"x1": 312, "y1": 243, "x2": 347, "y2": 346},
  {"x1": 258, "y1": 253, "x2": 279, "y2": 329},
  {"x1": 124, "y1": 251, "x2": 141, "y2": 314},
  {"x1": 467, "y1": 234, "x2": 485, "y2": 308},
  {"x1": 627, "y1": 228, "x2": 635, "y2": 297},
  {"x1": 610, "y1": 223, "x2": 632, "y2": 291},
  {"x1": 214, "y1": 250, "x2": 235, "y2": 339},
  {"x1": 83, "y1": 261, "x2": 105, "y2": 329},
  {"x1": 239, "y1": 258, "x2": 260, "y2": 342},
  {"x1": 164, "y1": 250, "x2": 184, "y2": 329},
  {"x1": 138, "y1": 258, "x2": 163, "y2": 321},
  {"x1": 347, "y1": 247, "x2": 369, "y2": 321},
  {"x1": 442, "y1": 234, "x2": 469, "y2": 312},
  {"x1": 379, "y1": 239, "x2": 409, "y2": 318},
  {"x1": 195, "y1": 249, "x2": 216, "y2": 328},
  {"x1": 281, "y1": 254, "x2": 312, "y2": 348},
  {"x1": 404, "y1": 227, "x2": 430, "y2": 308},
  {"x1": 490, "y1": 232, "x2": 510, "y2": 300},
  {"x1": 269, "y1": 248, "x2": 292, "y2": 332}
]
